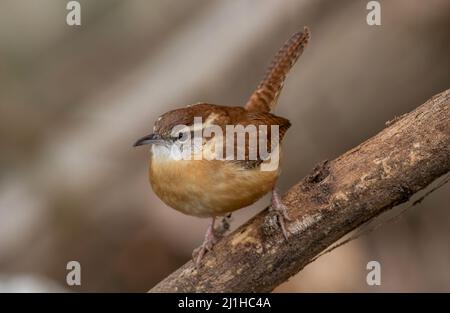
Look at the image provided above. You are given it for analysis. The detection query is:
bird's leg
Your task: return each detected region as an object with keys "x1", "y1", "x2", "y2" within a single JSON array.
[
  {"x1": 193, "y1": 217, "x2": 218, "y2": 267},
  {"x1": 270, "y1": 187, "x2": 292, "y2": 240}
]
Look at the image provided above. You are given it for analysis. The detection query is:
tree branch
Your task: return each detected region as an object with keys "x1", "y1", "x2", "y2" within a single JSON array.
[{"x1": 150, "y1": 89, "x2": 450, "y2": 292}]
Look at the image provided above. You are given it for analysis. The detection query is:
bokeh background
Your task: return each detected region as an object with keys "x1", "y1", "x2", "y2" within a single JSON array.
[{"x1": 0, "y1": 0, "x2": 449, "y2": 292}]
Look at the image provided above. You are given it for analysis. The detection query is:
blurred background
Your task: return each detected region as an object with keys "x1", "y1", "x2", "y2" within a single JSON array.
[{"x1": 0, "y1": 0, "x2": 449, "y2": 292}]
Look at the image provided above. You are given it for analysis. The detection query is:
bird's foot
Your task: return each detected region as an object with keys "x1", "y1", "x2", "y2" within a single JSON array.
[
  {"x1": 192, "y1": 217, "x2": 219, "y2": 268},
  {"x1": 270, "y1": 188, "x2": 292, "y2": 240},
  {"x1": 192, "y1": 214, "x2": 233, "y2": 268}
]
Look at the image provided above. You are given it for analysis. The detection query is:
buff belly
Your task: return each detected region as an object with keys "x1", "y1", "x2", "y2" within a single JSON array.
[{"x1": 149, "y1": 158, "x2": 279, "y2": 217}]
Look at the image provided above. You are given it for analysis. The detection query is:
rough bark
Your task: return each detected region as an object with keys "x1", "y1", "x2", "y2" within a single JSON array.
[{"x1": 150, "y1": 89, "x2": 450, "y2": 292}]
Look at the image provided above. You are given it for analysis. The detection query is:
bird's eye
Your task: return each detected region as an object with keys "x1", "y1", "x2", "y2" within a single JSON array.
[{"x1": 173, "y1": 132, "x2": 188, "y2": 142}]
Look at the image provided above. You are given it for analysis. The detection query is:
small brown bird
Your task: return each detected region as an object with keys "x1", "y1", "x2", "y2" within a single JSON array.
[{"x1": 134, "y1": 27, "x2": 310, "y2": 266}]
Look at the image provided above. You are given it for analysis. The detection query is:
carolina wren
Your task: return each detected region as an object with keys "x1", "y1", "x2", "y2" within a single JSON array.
[{"x1": 134, "y1": 27, "x2": 310, "y2": 266}]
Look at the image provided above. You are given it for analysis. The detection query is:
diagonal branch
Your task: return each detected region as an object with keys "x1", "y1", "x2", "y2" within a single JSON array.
[{"x1": 150, "y1": 89, "x2": 450, "y2": 292}]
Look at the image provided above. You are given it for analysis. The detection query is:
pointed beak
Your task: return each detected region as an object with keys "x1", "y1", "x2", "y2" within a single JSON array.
[{"x1": 133, "y1": 133, "x2": 163, "y2": 147}]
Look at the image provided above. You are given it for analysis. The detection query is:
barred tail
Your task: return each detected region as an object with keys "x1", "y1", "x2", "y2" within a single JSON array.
[{"x1": 245, "y1": 26, "x2": 310, "y2": 113}]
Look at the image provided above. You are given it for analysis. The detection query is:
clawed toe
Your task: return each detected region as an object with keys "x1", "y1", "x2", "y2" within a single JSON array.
[
  {"x1": 275, "y1": 203, "x2": 292, "y2": 221},
  {"x1": 272, "y1": 208, "x2": 290, "y2": 240},
  {"x1": 193, "y1": 216, "x2": 231, "y2": 268},
  {"x1": 271, "y1": 188, "x2": 292, "y2": 240}
]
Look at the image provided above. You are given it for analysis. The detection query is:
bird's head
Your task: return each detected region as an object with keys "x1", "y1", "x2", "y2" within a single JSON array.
[{"x1": 133, "y1": 103, "x2": 231, "y2": 158}]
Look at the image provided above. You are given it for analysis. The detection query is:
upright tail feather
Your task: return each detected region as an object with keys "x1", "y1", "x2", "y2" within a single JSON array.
[{"x1": 245, "y1": 26, "x2": 311, "y2": 113}]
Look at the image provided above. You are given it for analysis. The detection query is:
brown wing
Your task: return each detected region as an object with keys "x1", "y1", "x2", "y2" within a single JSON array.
[
  {"x1": 245, "y1": 26, "x2": 310, "y2": 113},
  {"x1": 227, "y1": 112, "x2": 291, "y2": 169}
]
